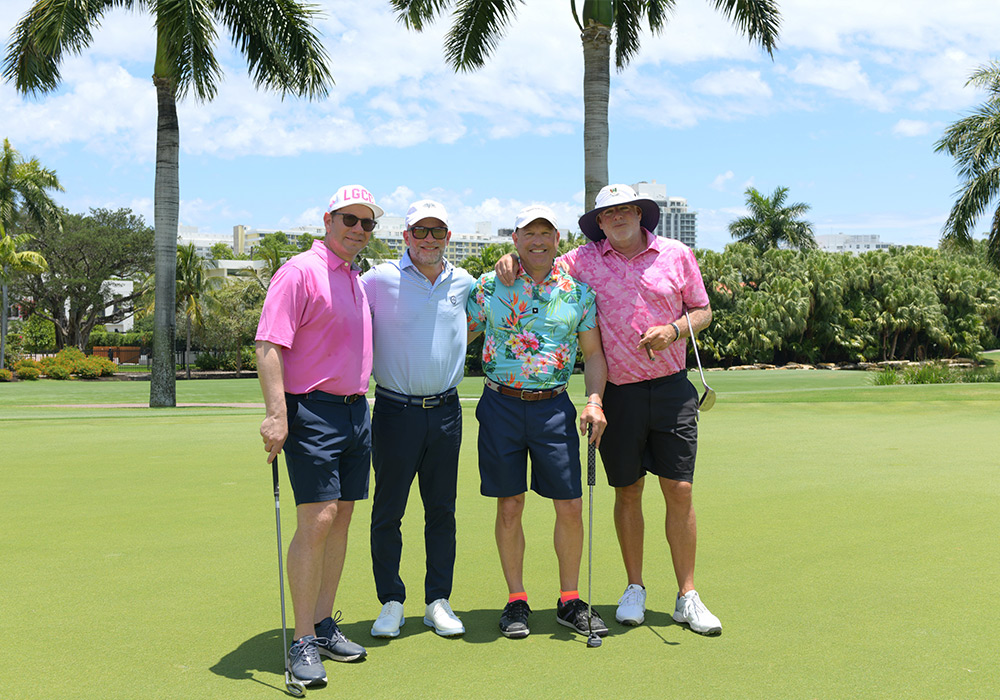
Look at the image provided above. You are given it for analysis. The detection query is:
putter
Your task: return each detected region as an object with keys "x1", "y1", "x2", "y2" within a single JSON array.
[
  {"x1": 273, "y1": 456, "x2": 306, "y2": 697},
  {"x1": 684, "y1": 310, "x2": 716, "y2": 411},
  {"x1": 586, "y1": 425, "x2": 602, "y2": 649}
]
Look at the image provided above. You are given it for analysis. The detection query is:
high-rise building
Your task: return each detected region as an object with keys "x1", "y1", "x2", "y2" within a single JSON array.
[
  {"x1": 632, "y1": 181, "x2": 697, "y2": 248},
  {"x1": 815, "y1": 233, "x2": 897, "y2": 254}
]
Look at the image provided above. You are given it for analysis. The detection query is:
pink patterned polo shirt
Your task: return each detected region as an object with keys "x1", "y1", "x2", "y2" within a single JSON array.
[{"x1": 561, "y1": 231, "x2": 709, "y2": 385}]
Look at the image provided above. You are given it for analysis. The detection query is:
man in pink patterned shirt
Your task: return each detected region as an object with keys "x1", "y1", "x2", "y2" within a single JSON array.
[{"x1": 497, "y1": 184, "x2": 721, "y2": 636}]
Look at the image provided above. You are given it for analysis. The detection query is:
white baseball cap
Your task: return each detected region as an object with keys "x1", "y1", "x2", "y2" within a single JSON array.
[
  {"x1": 327, "y1": 184, "x2": 384, "y2": 219},
  {"x1": 514, "y1": 204, "x2": 559, "y2": 231},
  {"x1": 405, "y1": 199, "x2": 449, "y2": 228},
  {"x1": 578, "y1": 184, "x2": 660, "y2": 242}
]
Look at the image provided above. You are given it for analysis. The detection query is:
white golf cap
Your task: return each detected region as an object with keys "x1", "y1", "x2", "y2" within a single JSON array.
[
  {"x1": 405, "y1": 199, "x2": 449, "y2": 228},
  {"x1": 514, "y1": 204, "x2": 559, "y2": 231},
  {"x1": 327, "y1": 184, "x2": 384, "y2": 219}
]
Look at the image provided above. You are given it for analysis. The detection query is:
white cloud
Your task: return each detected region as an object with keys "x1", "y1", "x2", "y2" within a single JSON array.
[
  {"x1": 694, "y1": 69, "x2": 772, "y2": 98},
  {"x1": 711, "y1": 171, "x2": 735, "y2": 191},
  {"x1": 787, "y1": 56, "x2": 891, "y2": 111},
  {"x1": 891, "y1": 119, "x2": 933, "y2": 138}
]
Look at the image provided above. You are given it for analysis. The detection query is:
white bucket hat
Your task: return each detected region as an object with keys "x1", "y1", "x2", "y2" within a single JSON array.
[{"x1": 578, "y1": 184, "x2": 660, "y2": 242}]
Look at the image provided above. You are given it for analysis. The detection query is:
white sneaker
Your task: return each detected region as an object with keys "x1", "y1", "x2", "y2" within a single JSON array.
[
  {"x1": 423, "y1": 598, "x2": 465, "y2": 637},
  {"x1": 615, "y1": 584, "x2": 646, "y2": 626},
  {"x1": 371, "y1": 601, "x2": 405, "y2": 638},
  {"x1": 672, "y1": 590, "x2": 722, "y2": 635}
]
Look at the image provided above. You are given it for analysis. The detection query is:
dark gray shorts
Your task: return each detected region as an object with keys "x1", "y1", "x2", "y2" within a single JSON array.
[
  {"x1": 283, "y1": 391, "x2": 371, "y2": 505},
  {"x1": 599, "y1": 372, "x2": 699, "y2": 487}
]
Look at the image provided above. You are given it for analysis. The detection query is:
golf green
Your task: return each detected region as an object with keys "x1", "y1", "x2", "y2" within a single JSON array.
[{"x1": 2, "y1": 372, "x2": 997, "y2": 698}]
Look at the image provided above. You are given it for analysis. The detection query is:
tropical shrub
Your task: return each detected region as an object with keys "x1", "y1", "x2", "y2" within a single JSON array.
[
  {"x1": 55, "y1": 347, "x2": 87, "y2": 372},
  {"x1": 75, "y1": 358, "x2": 103, "y2": 379},
  {"x1": 46, "y1": 363, "x2": 72, "y2": 380},
  {"x1": 0, "y1": 368, "x2": 12, "y2": 381},
  {"x1": 14, "y1": 366, "x2": 40, "y2": 380}
]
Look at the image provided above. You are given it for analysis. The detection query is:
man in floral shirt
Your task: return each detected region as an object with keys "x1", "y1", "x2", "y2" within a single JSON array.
[{"x1": 467, "y1": 204, "x2": 609, "y2": 640}]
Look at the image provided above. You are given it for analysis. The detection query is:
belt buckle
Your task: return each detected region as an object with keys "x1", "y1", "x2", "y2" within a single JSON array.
[
  {"x1": 422, "y1": 396, "x2": 434, "y2": 409},
  {"x1": 520, "y1": 389, "x2": 532, "y2": 401}
]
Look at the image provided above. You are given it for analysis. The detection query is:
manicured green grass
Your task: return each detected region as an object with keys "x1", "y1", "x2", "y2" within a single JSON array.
[{"x1": 3, "y1": 375, "x2": 998, "y2": 699}]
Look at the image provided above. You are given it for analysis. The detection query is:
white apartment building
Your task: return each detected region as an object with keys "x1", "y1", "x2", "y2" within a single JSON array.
[
  {"x1": 632, "y1": 181, "x2": 698, "y2": 248},
  {"x1": 815, "y1": 234, "x2": 896, "y2": 254}
]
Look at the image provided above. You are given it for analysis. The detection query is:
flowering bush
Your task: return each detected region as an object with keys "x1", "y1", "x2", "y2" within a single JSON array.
[
  {"x1": 0, "y1": 368, "x2": 12, "y2": 381},
  {"x1": 46, "y1": 363, "x2": 72, "y2": 380},
  {"x1": 14, "y1": 366, "x2": 40, "y2": 380},
  {"x1": 75, "y1": 358, "x2": 103, "y2": 379}
]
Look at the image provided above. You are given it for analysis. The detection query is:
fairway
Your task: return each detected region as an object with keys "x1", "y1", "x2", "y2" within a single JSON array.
[{"x1": 2, "y1": 372, "x2": 998, "y2": 699}]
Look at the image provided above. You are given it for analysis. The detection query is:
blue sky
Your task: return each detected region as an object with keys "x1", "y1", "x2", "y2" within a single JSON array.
[{"x1": 2, "y1": 0, "x2": 998, "y2": 251}]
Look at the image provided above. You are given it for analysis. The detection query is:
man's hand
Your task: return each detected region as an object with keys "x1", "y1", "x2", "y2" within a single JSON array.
[
  {"x1": 494, "y1": 252, "x2": 519, "y2": 286},
  {"x1": 638, "y1": 324, "x2": 677, "y2": 353},
  {"x1": 260, "y1": 413, "x2": 287, "y2": 464},
  {"x1": 579, "y1": 404, "x2": 607, "y2": 447}
]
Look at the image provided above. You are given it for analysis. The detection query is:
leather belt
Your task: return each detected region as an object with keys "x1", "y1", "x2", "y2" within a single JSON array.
[
  {"x1": 485, "y1": 378, "x2": 567, "y2": 402},
  {"x1": 375, "y1": 386, "x2": 458, "y2": 408},
  {"x1": 301, "y1": 390, "x2": 365, "y2": 404}
]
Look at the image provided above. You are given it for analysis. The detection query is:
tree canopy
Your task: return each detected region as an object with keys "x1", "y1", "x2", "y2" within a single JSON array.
[
  {"x1": 728, "y1": 186, "x2": 816, "y2": 252},
  {"x1": 14, "y1": 208, "x2": 154, "y2": 350}
]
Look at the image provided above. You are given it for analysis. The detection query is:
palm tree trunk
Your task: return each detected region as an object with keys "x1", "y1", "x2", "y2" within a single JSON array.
[
  {"x1": 581, "y1": 25, "x2": 612, "y2": 213},
  {"x1": 150, "y1": 75, "x2": 179, "y2": 407},
  {"x1": 1, "y1": 276, "x2": 8, "y2": 368},
  {"x1": 185, "y1": 312, "x2": 192, "y2": 380}
]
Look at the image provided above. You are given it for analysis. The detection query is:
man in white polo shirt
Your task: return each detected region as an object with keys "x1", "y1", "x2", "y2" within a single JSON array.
[{"x1": 360, "y1": 199, "x2": 475, "y2": 639}]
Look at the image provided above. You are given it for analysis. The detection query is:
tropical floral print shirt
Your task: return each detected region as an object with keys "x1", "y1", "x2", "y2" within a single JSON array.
[{"x1": 467, "y1": 263, "x2": 597, "y2": 389}]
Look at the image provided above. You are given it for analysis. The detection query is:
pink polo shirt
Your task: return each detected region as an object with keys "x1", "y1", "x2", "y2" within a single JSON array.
[
  {"x1": 256, "y1": 240, "x2": 372, "y2": 395},
  {"x1": 561, "y1": 231, "x2": 709, "y2": 385}
]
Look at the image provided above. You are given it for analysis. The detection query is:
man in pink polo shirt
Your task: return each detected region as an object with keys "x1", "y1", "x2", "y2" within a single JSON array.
[
  {"x1": 256, "y1": 184, "x2": 381, "y2": 687},
  {"x1": 496, "y1": 184, "x2": 721, "y2": 637}
]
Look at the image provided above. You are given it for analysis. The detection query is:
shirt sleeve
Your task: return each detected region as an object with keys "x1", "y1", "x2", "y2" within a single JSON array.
[
  {"x1": 577, "y1": 283, "x2": 598, "y2": 333},
  {"x1": 359, "y1": 267, "x2": 376, "y2": 317},
  {"x1": 465, "y1": 274, "x2": 489, "y2": 333},
  {"x1": 255, "y1": 262, "x2": 306, "y2": 350},
  {"x1": 680, "y1": 247, "x2": 710, "y2": 309}
]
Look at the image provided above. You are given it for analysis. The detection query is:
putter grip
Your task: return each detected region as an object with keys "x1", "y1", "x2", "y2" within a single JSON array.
[
  {"x1": 272, "y1": 457, "x2": 280, "y2": 497},
  {"x1": 587, "y1": 427, "x2": 596, "y2": 487}
]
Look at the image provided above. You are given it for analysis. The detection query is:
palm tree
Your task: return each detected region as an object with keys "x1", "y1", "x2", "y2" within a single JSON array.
[
  {"x1": 936, "y1": 60, "x2": 1000, "y2": 269},
  {"x1": 0, "y1": 138, "x2": 61, "y2": 367},
  {"x1": 176, "y1": 243, "x2": 218, "y2": 379},
  {"x1": 390, "y1": 0, "x2": 780, "y2": 211},
  {"x1": 4, "y1": 1, "x2": 333, "y2": 406},
  {"x1": 728, "y1": 186, "x2": 816, "y2": 252}
]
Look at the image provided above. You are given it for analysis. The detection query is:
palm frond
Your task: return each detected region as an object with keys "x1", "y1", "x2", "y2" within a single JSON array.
[
  {"x1": 708, "y1": 0, "x2": 781, "y2": 57},
  {"x1": 154, "y1": 0, "x2": 221, "y2": 100},
  {"x1": 390, "y1": 0, "x2": 453, "y2": 31},
  {"x1": 443, "y1": 0, "x2": 521, "y2": 72},
  {"x1": 215, "y1": 0, "x2": 334, "y2": 100},
  {"x1": 2, "y1": 0, "x2": 127, "y2": 95},
  {"x1": 613, "y1": 0, "x2": 643, "y2": 69},
  {"x1": 645, "y1": 0, "x2": 676, "y2": 33},
  {"x1": 941, "y1": 165, "x2": 1000, "y2": 245}
]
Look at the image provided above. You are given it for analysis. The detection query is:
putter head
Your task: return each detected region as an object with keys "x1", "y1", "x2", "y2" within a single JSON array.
[
  {"x1": 587, "y1": 633, "x2": 603, "y2": 648},
  {"x1": 699, "y1": 387, "x2": 716, "y2": 412},
  {"x1": 285, "y1": 672, "x2": 306, "y2": 697}
]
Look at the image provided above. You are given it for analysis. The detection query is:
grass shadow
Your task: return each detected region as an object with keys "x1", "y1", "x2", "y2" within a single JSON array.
[{"x1": 210, "y1": 628, "x2": 287, "y2": 691}]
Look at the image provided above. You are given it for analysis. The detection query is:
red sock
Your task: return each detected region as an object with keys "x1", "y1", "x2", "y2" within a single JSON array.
[
  {"x1": 508, "y1": 592, "x2": 528, "y2": 603},
  {"x1": 560, "y1": 590, "x2": 580, "y2": 604}
]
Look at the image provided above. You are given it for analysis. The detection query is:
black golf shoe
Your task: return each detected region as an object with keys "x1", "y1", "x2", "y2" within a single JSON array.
[
  {"x1": 315, "y1": 612, "x2": 367, "y2": 662},
  {"x1": 287, "y1": 635, "x2": 327, "y2": 685},
  {"x1": 499, "y1": 599, "x2": 531, "y2": 638},
  {"x1": 556, "y1": 598, "x2": 609, "y2": 637}
]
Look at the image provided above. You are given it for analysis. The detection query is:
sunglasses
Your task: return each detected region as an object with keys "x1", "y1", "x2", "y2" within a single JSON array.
[
  {"x1": 409, "y1": 226, "x2": 448, "y2": 240},
  {"x1": 332, "y1": 212, "x2": 377, "y2": 232}
]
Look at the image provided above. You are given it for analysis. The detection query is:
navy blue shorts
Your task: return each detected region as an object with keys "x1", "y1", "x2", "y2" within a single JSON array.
[
  {"x1": 283, "y1": 392, "x2": 371, "y2": 505},
  {"x1": 599, "y1": 372, "x2": 699, "y2": 487},
  {"x1": 475, "y1": 387, "x2": 581, "y2": 500}
]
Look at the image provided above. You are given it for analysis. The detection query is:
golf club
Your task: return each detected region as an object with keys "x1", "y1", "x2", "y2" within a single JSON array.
[
  {"x1": 684, "y1": 310, "x2": 716, "y2": 411},
  {"x1": 586, "y1": 425, "x2": 602, "y2": 649},
  {"x1": 273, "y1": 456, "x2": 306, "y2": 698}
]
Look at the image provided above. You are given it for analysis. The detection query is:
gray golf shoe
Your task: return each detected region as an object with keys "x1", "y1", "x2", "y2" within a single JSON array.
[
  {"x1": 314, "y1": 613, "x2": 367, "y2": 662},
  {"x1": 287, "y1": 635, "x2": 327, "y2": 685}
]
